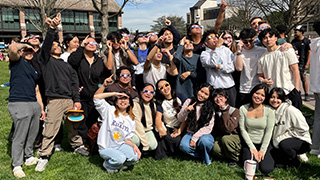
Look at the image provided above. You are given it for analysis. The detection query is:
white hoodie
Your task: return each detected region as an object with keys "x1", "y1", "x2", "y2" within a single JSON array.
[
  {"x1": 310, "y1": 37, "x2": 320, "y2": 93},
  {"x1": 272, "y1": 100, "x2": 312, "y2": 148}
]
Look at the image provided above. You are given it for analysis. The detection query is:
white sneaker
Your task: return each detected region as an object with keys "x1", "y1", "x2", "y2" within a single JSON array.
[
  {"x1": 13, "y1": 166, "x2": 26, "y2": 178},
  {"x1": 35, "y1": 158, "x2": 48, "y2": 172},
  {"x1": 25, "y1": 157, "x2": 38, "y2": 166},
  {"x1": 310, "y1": 149, "x2": 320, "y2": 155},
  {"x1": 54, "y1": 144, "x2": 64, "y2": 152},
  {"x1": 318, "y1": 154, "x2": 320, "y2": 159},
  {"x1": 298, "y1": 153, "x2": 309, "y2": 162}
]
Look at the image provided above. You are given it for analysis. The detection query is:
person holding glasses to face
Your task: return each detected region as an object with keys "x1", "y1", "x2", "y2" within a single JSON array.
[
  {"x1": 154, "y1": 79, "x2": 186, "y2": 160},
  {"x1": 103, "y1": 31, "x2": 138, "y2": 81},
  {"x1": 200, "y1": 29, "x2": 237, "y2": 107},
  {"x1": 104, "y1": 66, "x2": 138, "y2": 105},
  {"x1": 147, "y1": 32, "x2": 158, "y2": 48},
  {"x1": 68, "y1": 35, "x2": 110, "y2": 151},
  {"x1": 235, "y1": 28, "x2": 267, "y2": 108},
  {"x1": 131, "y1": 83, "x2": 158, "y2": 154}
]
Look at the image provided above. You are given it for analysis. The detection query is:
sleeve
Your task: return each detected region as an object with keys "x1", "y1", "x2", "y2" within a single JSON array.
[
  {"x1": 156, "y1": 103, "x2": 163, "y2": 113},
  {"x1": 173, "y1": 45, "x2": 183, "y2": 65},
  {"x1": 221, "y1": 107, "x2": 240, "y2": 134},
  {"x1": 260, "y1": 107, "x2": 275, "y2": 152},
  {"x1": 68, "y1": 47, "x2": 84, "y2": 68},
  {"x1": 38, "y1": 28, "x2": 55, "y2": 65},
  {"x1": 286, "y1": 48, "x2": 299, "y2": 65},
  {"x1": 169, "y1": 24, "x2": 181, "y2": 45},
  {"x1": 306, "y1": 38, "x2": 311, "y2": 51},
  {"x1": 132, "y1": 101, "x2": 150, "y2": 150},
  {"x1": 288, "y1": 106, "x2": 310, "y2": 138},
  {"x1": 200, "y1": 50, "x2": 218, "y2": 68},
  {"x1": 186, "y1": 55, "x2": 199, "y2": 79},
  {"x1": 239, "y1": 106, "x2": 256, "y2": 150},
  {"x1": 219, "y1": 48, "x2": 235, "y2": 73},
  {"x1": 177, "y1": 98, "x2": 191, "y2": 122},
  {"x1": 191, "y1": 111, "x2": 215, "y2": 143},
  {"x1": 93, "y1": 98, "x2": 113, "y2": 122},
  {"x1": 70, "y1": 67, "x2": 80, "y2": 102},
  {"x1": 257, "y1": 58, "x2": 263, "y2": 74}
]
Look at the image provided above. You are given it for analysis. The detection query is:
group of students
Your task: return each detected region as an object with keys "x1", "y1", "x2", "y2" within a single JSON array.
[{"x1": 6, "y1": 3, "x2": 320, "y2": 179}]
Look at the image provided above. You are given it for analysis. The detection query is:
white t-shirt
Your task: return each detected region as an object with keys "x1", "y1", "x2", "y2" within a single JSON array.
[
  {"x1": 258, "y1": 47, "x2": 299, "y2": 94},
  {"x1": 310, "y1": 37, "x2": 320, "y2": 93},
  {"x1": 60, "y1": 52, "x2": 71, "y2": 63},
  {"x1": 94, "y1": 98, "x2": 135, "y2": 150},
  {"x1": 156, "y1": 98, "x2": 182, "y2": 129},
  {"x1": 239, "y1": 46, "x2": 266, "y2": 93},
  {"x1": 114, "y1": 52, "x2": 120, "y2": 69},
  {"x1": 143, "y1": 63, "x2": 167, "y2": 88}
]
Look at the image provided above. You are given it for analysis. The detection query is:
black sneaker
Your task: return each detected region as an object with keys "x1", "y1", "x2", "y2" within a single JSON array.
[
  {"x1": 74, "y1": 146, "x2": 90, "y2": 156},
  {"x1": 305, "y1": 94, "x2": 309, "y2": 101}
]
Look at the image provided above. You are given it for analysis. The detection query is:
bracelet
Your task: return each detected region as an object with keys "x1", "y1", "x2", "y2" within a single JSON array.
[
  {"x1": 259, "y1": 79, "x2": 263, "y2": 84},
  {"x1": 236, "y1": 52, "x2": 242, "y2": 55},
  {"x1": 125, "y1": 48, "x2": 130, "y2": 51},
  {"x1": 155, "y1": 43, "x2": 161, "y2": 49}
]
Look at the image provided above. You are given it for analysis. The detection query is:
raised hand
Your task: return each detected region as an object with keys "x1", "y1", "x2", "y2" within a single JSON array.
[
  {"x1": 164, "y1": 15, "x2": 171, "y2": 26},
  {"x1": 237, "y1": 40, "x2": 244, "y2": 53},
  {"x1": 220, "y1": 0, "x2": 227, "y2": 11},
  {"x1": 187, "y1": 102, "x2": 197, "y2": 111},
  {"x1": 106, "y1": 40, "x2": 113, "y2": 51},
  {"x1": 81, "y1": 35, "x2": 90, "y2": 47},
  {"x1": 103, "y1": 74, "x2": 114, "y2": 86},
  {"x1": 179, "y1": 36, "x2": 186, "y2": 46}
]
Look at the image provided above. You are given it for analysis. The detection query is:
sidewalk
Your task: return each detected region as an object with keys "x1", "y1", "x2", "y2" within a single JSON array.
[{"x1": 300, "y1": 74, "x2": 315, "y2": 110}]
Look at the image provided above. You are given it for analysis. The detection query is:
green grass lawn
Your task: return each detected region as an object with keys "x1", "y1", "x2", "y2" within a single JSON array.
[{"x1": 1, "y1": 61, "x2": 320, "y2": 180}]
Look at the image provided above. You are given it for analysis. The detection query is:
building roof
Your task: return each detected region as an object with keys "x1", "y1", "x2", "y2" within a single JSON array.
[
  {"x1": 191, "y1": 0, "x2": 206, "y2": 9},
  {"x1": 0, "y1": 0, "x2": 120, "y2": 12}
]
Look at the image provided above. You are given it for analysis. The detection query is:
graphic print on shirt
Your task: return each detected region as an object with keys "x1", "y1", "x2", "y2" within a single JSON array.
[{"x1": 111, "y1": 119, "x2": 130, "y2": 142}]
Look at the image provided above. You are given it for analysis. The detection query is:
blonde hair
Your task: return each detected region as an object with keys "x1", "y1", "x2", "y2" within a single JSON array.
[{"x1": 114, "y1": 106, "x2": 135, "y2": 120}]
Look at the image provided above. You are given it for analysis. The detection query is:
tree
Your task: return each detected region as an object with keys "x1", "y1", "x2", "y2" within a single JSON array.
[
  {"x1": 151, "y1": 15, "x2": 187, "y2": 36},
  {"x1": 92, "y1": 0, "x2": 141, "y2": 51},
  {"x1": 3, "y1": 0, "x2": 82, "y2": 38}
]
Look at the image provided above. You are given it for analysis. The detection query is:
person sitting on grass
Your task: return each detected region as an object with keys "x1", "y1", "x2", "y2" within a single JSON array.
[
  {"x1": 269, "y1": 87, "x2": 311, "y2": 167},
  {"x1": 94, "y1": 86, "x2": 141, "y2": 173},
  {"x1": 131, "y1": 83, "x2": 158, "y2": 154},
  {"x1": 212, "y1": 89, "x2": 241, "y2": 167},
  {"x1": 173, "y1": 83, "x2": 215, "y2": 165}
]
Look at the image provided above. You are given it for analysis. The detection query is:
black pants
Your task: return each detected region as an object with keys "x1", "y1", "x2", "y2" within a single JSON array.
[
  {"x1": 154, "y1": 127, "x2": 182, "y2": 160},
  {"x1": 288, "y1": 88, "x2": 302, "y2": 111},
  {"x1": 224, "y1": 86, "x2": 237, "y2": 107},
  {"x1": 241, "y1": 143, "x2": 274, "y2": 175},
  {"x1": 78, "y1": 99, "x2": 99, "y2": 145},
  {"x1": 271, "y1": 138, "x2": 310, "y2": 167}
]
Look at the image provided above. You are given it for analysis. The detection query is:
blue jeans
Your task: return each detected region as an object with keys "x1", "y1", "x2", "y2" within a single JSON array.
[
  {"x1": 180, "y1": 133, "x2": 214, "y2": 165},
  {"x1": 99, "y1": 143, "x2": 139, "y2": 170}
]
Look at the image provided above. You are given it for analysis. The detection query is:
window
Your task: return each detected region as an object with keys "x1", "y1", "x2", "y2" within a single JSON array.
[
  {"x1": 75, "y1": 12, "x2": 89, "y2": 31},
  {"x1": 25, "y1": 8, "x2": 39, "y2": 30},
  {"x1": 61, "y1": 11, "x2": 75, "y2": 31},
  {"x1": 2, "y1": 7, "x2": 20, "y2": 29},
  {"x1": 108, "y1": 13, "x2": 117, "y2": 32},
  {"x1": 93, "y1": 12, "x2": 101, "y2": 32},
  {"x1": 203, "y1": 8, "x2": 219, "y2": 20}
]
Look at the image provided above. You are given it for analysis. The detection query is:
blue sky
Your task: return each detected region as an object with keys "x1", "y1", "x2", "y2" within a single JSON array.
[{"x1": 121, "y1": 0, "x2": 207, "y2": 32}]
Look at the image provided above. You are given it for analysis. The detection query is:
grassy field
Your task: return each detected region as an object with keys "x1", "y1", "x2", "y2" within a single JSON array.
[{"x1": 0, "y1": 61, "x2": 320, "y2": 180}]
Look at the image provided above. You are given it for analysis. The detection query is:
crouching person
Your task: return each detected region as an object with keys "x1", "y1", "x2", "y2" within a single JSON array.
[
  {"x1": 94, "y1": 83, "x2": 141, "y2": 173},
  {"x1": 212, "y1": 89, "x2": 241, "y2": 167}
]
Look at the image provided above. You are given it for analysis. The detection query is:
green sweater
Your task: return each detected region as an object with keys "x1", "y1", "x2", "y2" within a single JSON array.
[{"x1": 239, "y1": 104, "x2": 275, "y2": 152}]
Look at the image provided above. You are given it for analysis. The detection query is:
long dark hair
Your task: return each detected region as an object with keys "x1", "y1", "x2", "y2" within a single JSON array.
[
  {"x1": 249, "y1": 84, "x2": 269, "y2": 107},
  {"x1": 155, "y1": 79, "x2": 181, "y2": 115},
  {"x1": 187, "y1": 83, "x2": 214, "y2": 132},
  {"x1": 139, "y1": 83, "x2": 156, "y2": 127},
  {"x1": 268, "y1": 87, "x2": 287, "y2": 106}
]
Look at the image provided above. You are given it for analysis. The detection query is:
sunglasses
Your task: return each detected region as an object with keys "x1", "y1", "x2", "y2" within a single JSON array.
[
  {"x1": 251, "y1": 21, "x2": 259, "y2": 25},
  {"x1": 158, "y1": 83, "x2": 170, "y2": 91},
  {"x1": 223, "y1": 36, "x2": 232, "y2": 40},
  {"x1": 148, "y1": 33, "x2": 157, "y2": 37},
  {"x1": 184, "y1": 40, "x2": 193, "y2": 45},
  {"x1": 53, "y1": 42, "x2": 63, "y2": 47},
  {"x1": 111, "y1": 39, "x2": 122, "y2": 44},
  {"x1": 142, "y1": 89, "x2": 155, "y2": 95},
  {"x1": 258, "y1": 26, "x2": 270, "y2": 31},
  {"x1": 119, "y1": 73, "x2": 131, "y2": 78},
  {"x1": 138, "y1": 34, "x2": 148, "y2": 38},
  {"x1": 190, "y1": 25, "x2": 203, "y2": 30},
  {"x1": 27, "y1": 35, "x2": 40, "y2": 40},
  {"x1": 122, "y1": 34, "x2": 130, "y2": 37},
  {"x1": 205, "y1": 34, "x2": 218, "y2": 41},
  {"x1": 242, "y1": 39, "x2": 255, "y2": 45},
  {"x1": 88, "y1": 41, "x2": 98, "y2": 46}
]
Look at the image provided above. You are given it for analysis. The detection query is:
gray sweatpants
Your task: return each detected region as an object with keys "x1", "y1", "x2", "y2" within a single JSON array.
[{"x1": 8, "y1": 102, "x2": 41, "y2": 167}]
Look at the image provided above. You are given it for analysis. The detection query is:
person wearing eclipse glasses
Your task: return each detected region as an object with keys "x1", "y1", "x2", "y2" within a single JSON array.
[
  {"x1": 102, "y1": 31, "x2": 138, "y2": 81},
  {"x1": 36, "y1": 13, "x2": 88, "y2": 172},
  {"x1": 234, "y1": 28, "x2": 267, "y2": 108},
  {"x1": 68, "y1": 35, "x2": 110, "y2": 151}
]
